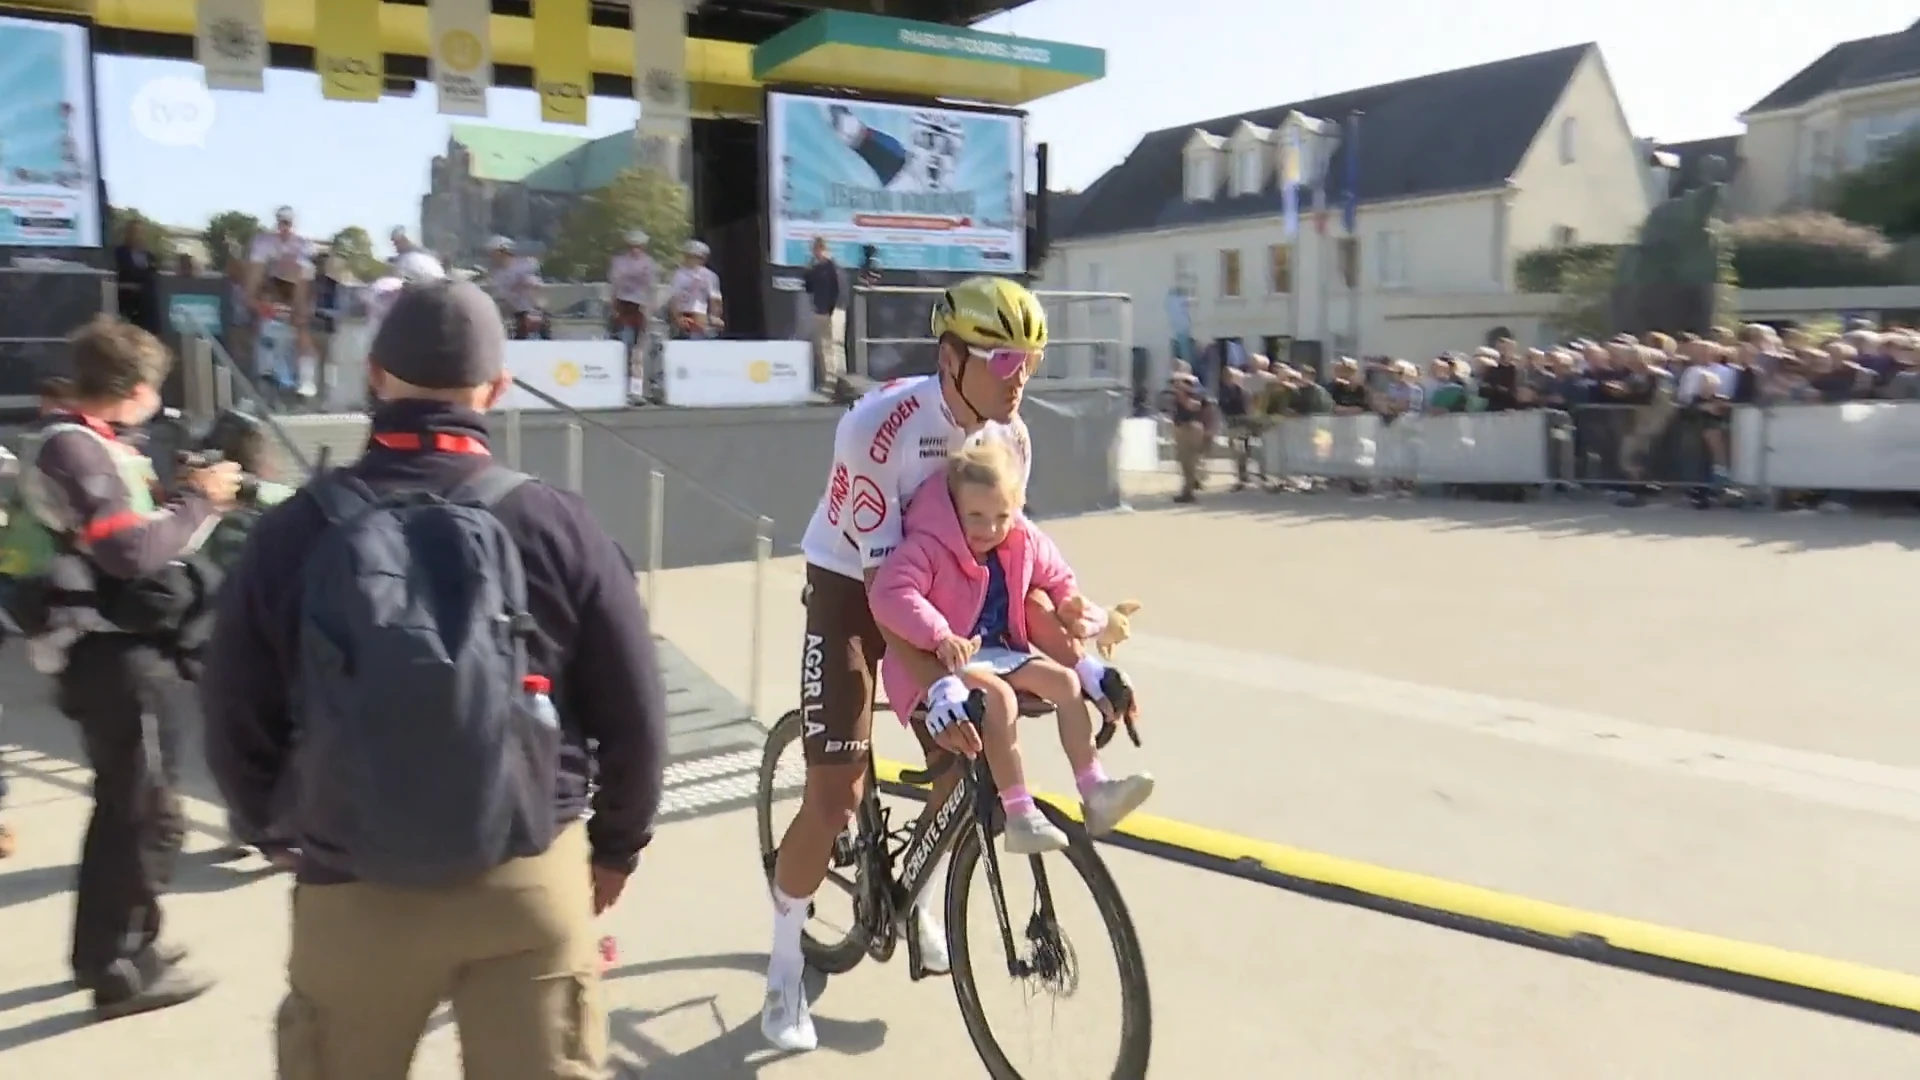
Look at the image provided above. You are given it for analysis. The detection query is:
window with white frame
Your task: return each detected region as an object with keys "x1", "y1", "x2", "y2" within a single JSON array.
[
  {"x1": 1551, "y1": 225, "x2": 1578, "y2": 247},
  {"x1": 1172, "y1": 252, "x2": 1195, "y2": 296},
  {"x1": 1220, "y1": 249, "x2": 1243, "y2": 299},
  {"x1": 1184, "y1": 151, "x2": 1216, "y2": 201},
  {"x1": 1267, "y1": 243, "x2": 1292, "y2": 295},
  {"x1": 1860, "y1": 109, "x2": 1920, "y2": 164},
  {"x1": 1235, "y1": 146, "x2": 1263, "y2": 196},
  {"x1": 1375, "y1": 230, "x2": 1407, "y2": 288},
  {"x1": 1559, "y1": 116, "x2": 1577, "y2": 164}
]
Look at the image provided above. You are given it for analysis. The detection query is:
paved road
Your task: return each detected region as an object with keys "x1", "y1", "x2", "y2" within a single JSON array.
[{"x1": 5, "y1": 482, "x2": 1920, "y2": 1075}]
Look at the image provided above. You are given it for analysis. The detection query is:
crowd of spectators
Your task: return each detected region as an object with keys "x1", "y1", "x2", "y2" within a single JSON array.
[{"x1": 1160, "y1": 320, "x2": 1920, "y2": 506}]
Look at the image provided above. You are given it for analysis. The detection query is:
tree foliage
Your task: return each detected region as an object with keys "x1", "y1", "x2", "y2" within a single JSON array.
[
  {"x1": 542, "y1": 167, "x2": 690, "y2": 282},
  {"x1": 1514, "y1": 243, "x2": 1624, "y2": 293},
  {"x1": 1722, "y1": 212, "x2": 1906, "y2": 289},
  {"x1": 327, "y1": 225, "x2": 388, "y2": 283},
  {"x1": 203, "y1": 210, "x2": 263, "y2": 273},
  {"x1": 1827, "y1": 132, "x2": 1920, "y2": 240},
  {"x1": 106, "y1": 206, "x2": 177, "y2": 261},
  {"x1": 1543, "y1": 246, "x2": 1620, "y2": 340}
]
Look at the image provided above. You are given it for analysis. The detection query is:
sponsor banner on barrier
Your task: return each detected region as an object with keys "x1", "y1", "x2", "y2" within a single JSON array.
[
  {"x1": 430, "y1": 0, "x2": 491, "y2": 117},
  {"x1": 663, "y1": 340, "x2": 810, "y2": 408},
  {"x1": 498, "y1": 339, "x2": 626, "y2": 412}
]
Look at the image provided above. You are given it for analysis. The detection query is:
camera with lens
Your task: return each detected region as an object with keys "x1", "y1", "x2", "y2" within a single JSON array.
[{"x1": 175, "y1": 408, "x2": 274, "y2": 507}]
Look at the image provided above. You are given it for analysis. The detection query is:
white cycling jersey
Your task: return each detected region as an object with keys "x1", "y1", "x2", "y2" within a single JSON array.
[{"x1": 799, "y1": 375, "x2": 1031, "y2": 582}]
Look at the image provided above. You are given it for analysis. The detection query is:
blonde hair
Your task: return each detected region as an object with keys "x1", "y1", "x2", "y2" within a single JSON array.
[{"x1": 947, "y1": 438, "x2": 1021, "y2": 500}]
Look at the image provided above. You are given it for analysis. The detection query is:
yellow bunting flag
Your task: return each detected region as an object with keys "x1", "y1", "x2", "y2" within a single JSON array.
[
  {"x1": 315, "y1": 0, "x2": 384, "y2": 103},
  {"x1": 533, "y1": 0, "x2": 590, "y2": 126}
]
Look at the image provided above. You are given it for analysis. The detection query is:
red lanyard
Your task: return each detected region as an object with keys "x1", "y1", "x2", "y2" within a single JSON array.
[{"x1": 370, "y1": 431, "x2": 491, "y2": 455}]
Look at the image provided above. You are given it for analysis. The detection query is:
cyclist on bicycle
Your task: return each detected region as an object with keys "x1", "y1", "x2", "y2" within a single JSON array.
[
  {"x1": 668, "y1": 240, "x2": 723, "y2": 339},
  {"x1": 609, "y1": 230, "x2": 658, "y2": 400},
  {"x1": 762, "y1": 276, "x2": 1139, "y2": 1052},
  {"x1": 244, "y1": 206, "x2": 316, "y2": 400},
  {"x1": 486, "y1": 236, "x2": 549, "y2": 340}
]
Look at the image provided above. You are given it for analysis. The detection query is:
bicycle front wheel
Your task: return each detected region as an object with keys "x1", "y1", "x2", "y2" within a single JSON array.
[
  {"x1": 946, "y1": 800, "x2": 1152, "y2": 1079},
  {"x1": 754, "y1": 709, "x2": 870, "y2": 975}
]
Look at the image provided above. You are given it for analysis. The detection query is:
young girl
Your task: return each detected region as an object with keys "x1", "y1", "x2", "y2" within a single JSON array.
[{"x1": 870, "y1": 441, "x2": 1154, "y2": 854}]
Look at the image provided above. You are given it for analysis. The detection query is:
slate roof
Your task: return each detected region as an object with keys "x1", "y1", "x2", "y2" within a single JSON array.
[
  {"x1": 1058, "y1": 43, "x2": 1592, "y2": 242},
  {"x1": 1746, "y1": 18, "x2": 1920, "y2": 115}
]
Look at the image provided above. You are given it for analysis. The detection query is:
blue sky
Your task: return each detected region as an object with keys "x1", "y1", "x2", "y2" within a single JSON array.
[{"x1": 96, "y1": 0, "x2": 1912, "y2": 239}]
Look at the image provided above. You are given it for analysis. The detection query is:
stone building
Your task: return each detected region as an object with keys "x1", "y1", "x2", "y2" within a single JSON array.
[{"x1": 419, "y1": 123, "x2": 636, "y2": 270}]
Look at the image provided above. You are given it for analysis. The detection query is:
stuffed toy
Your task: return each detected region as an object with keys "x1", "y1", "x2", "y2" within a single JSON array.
[{"x1": 1095, "y1": 600, "x2": 1141, "y2": 661}]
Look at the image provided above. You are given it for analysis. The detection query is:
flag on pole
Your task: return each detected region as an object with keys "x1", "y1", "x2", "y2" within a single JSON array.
[
  {"x1": 1341, "y1": 111, "x2": 1363, "y2": 235},
  {"x1": 1281, "y1": 125, "x2": 1302, "y2": 241}
]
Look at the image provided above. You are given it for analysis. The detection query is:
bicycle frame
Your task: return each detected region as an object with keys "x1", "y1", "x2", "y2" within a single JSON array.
[{"x1": 867, "y1": 749, "x2": 1042, "y2": 982}]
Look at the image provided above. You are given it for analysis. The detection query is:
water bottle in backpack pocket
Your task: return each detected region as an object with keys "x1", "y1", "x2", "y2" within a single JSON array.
[{"x1": 294, "y1": 465, "x2": 562, "y2": 888}]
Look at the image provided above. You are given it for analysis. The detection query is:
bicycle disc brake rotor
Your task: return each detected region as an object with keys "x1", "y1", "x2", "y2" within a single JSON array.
[{"x1": 1021, "y1": 910, "x2": 1080, "y2": 997}]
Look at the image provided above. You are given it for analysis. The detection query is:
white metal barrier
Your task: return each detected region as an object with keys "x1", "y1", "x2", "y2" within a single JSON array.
[
  {"x1": 1258, "y1": 411, "x2": 1555, "y2": 486},
  {"x1": 1207, "y1": 403, "x2": 1920, "y2": 494}
]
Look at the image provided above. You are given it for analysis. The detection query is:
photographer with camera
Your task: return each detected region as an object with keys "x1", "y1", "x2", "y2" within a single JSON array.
[{"x1": 1, "y1": 315, "x2": 239, "y2": 1020}]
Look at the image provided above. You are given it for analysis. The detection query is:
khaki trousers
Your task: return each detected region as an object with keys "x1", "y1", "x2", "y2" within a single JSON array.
[{"x1": 277, "y1": 821, "x2": 607, "y2": 1080}]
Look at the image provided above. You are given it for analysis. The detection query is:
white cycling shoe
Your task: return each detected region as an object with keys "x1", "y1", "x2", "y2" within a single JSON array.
[
  {"x1": 913, "y1": 902, "x2": 950, "y2": 974},
  {"x1": 1082, "y1": 774, "x2": 1156, "y2": 836},
  {"x1": 760, "y1": 968, "x2": 818, "y2": 1052},
  {"x1": 1003, "y1": 806, "x2": 1071, "y2": 855}
]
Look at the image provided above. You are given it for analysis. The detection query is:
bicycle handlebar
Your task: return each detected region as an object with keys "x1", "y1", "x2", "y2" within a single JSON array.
[{"x1": 897, "y1": 679, "x2": 1142, "y2": 787}]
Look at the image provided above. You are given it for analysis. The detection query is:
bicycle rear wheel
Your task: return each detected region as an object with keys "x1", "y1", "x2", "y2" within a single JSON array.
[
  {"x1": 754, "y1": 709, "x2": 871, "y2": 975},
  {"x1": 946, "y1": 800, "x2": 1152, "y2": 1079}
]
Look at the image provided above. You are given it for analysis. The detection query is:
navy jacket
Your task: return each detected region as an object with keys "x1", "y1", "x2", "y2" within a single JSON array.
[{"x1": 200, "y1": 400, "x2": 668, "y2": 882}]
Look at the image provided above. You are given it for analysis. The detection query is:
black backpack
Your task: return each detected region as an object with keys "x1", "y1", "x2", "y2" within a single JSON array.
[{"x1": 293, "y1": 465, "x2": 560, "y2": 887}]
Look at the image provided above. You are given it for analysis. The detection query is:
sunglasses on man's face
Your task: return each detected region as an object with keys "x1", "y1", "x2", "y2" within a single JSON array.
[{"x1": 969, "y1": 345, "x2": 1042, "y2": 380}]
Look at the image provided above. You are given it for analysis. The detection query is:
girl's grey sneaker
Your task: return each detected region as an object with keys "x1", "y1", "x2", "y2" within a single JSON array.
[
  {"x1": 1003, "y1": 807, "x2": 1070, "y2": 855},
  {"x1": 1082, "y1": 774, "x2": 1156, "y2": 836}
]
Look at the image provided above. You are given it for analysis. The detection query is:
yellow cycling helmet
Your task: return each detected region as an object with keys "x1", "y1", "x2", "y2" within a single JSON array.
[{"x1": 930, "y1": 276, "x2": 1048, "y2": 352}]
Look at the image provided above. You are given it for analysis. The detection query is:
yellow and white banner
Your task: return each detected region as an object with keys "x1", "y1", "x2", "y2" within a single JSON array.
[
  {"x1": 195, "y1": 0, "x2": 268, "y2": 93},
  {"x1": 429, "y1": 0, "x2": 490, "y2": 116},
  {"x1": 533, "y1": 0, "x2": 590, "y2": 125},
  {"x1": 630, "y1": 0, "x2": 688, "y2": 130},
  {"x1": 315, "y1": 0, "x2": 383, "y2": 102}
]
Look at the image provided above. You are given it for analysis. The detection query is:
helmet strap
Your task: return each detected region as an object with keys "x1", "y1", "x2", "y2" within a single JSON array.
[{"x1": 941, "y1": 342, "x2": 990, "y2": 427}]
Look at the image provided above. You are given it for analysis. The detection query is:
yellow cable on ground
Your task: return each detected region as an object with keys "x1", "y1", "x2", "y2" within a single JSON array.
[{"x1": 872, "y1": 758, "x2": 1920, "y2": 1013}]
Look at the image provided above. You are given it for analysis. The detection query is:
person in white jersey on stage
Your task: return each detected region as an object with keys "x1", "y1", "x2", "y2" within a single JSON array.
[
  {"x1": 668, "y1": 240, "x2": 723, "y2": 339},
  {"x1": 761, "y1": 276, "x2": 1141, "y2": 1051},
  {"x1": 609, "y1": 230, "x2": 659, "y2": 400},
  {"x1": 486, "y1": 236, "x2": 548, "y2": 340}
]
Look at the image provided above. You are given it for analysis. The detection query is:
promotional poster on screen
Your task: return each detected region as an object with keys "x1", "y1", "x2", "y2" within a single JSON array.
[
  {"x1": 767, "y1": 91, "x2": 1026, "y2": 274},
  {"x1": 0, "y1": 14, "x2": 100, "y2": 247}
]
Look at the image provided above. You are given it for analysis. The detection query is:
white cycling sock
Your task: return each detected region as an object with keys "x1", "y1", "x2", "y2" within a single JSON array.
[{"x1": 770, "y1": 887, "x2": 810, "y2": 977}]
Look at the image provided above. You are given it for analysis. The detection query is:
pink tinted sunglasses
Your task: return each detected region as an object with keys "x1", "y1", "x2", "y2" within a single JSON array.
[{"x1": 969, "y1": 345, "x2": 1042, "y2": 379}]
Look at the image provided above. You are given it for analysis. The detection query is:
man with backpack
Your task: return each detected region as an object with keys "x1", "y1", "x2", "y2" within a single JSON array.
[{"x1": 200, "y1": 279, "x2": 668, "y2": 1079}]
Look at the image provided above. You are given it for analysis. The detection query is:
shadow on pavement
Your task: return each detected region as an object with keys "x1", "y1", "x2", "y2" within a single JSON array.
[
  {"x1": 0, "y1": 1003, "x2": 90, "y2": 1054},
  {"x1": 603, "y1": 951, "x2": 886, "y2": 1077}
]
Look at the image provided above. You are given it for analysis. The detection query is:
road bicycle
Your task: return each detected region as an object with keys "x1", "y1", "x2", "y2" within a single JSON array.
[{"x1": 755, "y1": 686, "x2": 1152, "y2": 1079}]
